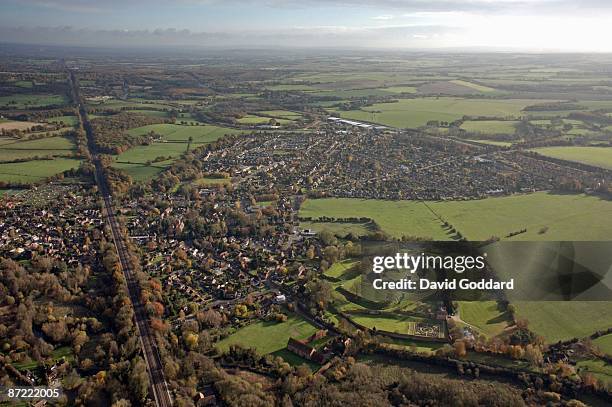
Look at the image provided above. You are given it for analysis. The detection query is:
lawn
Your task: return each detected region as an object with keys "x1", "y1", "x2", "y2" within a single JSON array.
[
  {"x1": 530, "y1": 146, "x2": 612, "y2": 170},
  {"x1": 215, "y1": 314, "x2": 318, "y2": 355},
  {"x1": 461, "y1": 120, "x2": 517, "y2": 134},
  {"x1": 300, "y1": 193, "x2": 612, "y2": 241},
  {"x1": 0, "y1": 94, "x2": 68, "y2": 109},
  {"x1": 0, "y1": 158, "x2": 81, "y2": 184},
  {"x1": 594, "y1": 334, "x2": 612, "y2": 356},
  {"x1": 0, "y1": 136, "x2": 76, "y2": 161},
  {"x1": 330, "y1": 98, "x2": 540, "y2": 128},
  {"x1": 458, "y1": 301, "x2": 510, "y2": 337},
  {"x1": 514, "y1": 302, "x2": 612, "y2": 343}
]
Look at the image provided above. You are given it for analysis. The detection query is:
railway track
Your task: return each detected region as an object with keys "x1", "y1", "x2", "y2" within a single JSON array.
[{"x1": 69, "y1": 71, "x2": 173, "y2": 407}]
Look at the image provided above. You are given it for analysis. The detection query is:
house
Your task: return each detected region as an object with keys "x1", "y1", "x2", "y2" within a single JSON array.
[{"x1": 286, "y1": 337, "x2": 328, "y2": 364}]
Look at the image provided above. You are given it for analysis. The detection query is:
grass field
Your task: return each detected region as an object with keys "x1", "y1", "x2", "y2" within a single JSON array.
[
  {"x1": 594, "y1": 334, "x2": 612, "y2": 356},
  {"x1": 461, "y1": 120, "x2": 517, "y2": 134},
  {"x1": 257, "y1": 110, "x2": 302, "y2": 119},
  {"x1": 300, "y1": 220, "x2": 372, "y2": 237},
  {"x1": 530, "y1": 146, "x2": 612, "y2": 170},
  {"x1": 429, "y1": 192, "x2": 612, "y2": 241},
  {"x1": 300, "y1": 198, "x2": 448, "y2": 239},
  {"x1": 192, "y1": 176, "x2": 231, "y2": 186},
  {"x1": 458, "y1": 301, "x2": 510, "y2": 337},
  {"x1": 0, "y1": 94, "x2": 68, "y2": 109},
  {"x1": 0, "y1": 158, "x2": 81, "y2": 183},
  {"x1": 115, "y1": 124, "x2": 244, "y2": 181},
  {"x1": 46, "y1": 115, "x2": 79, "y2": 126},
  {"x1": 514, "y1": 302, "x2": 612, "y2": 343},
  {"x1": 466, "y1": 139, "x2": 513, "y2": 147},
  {"x1": 215, "y1": 314, "x2": 318, "y2": 355},
  {"x1": 325, "y1": 259, "x2": 358, "y2": 279},
  {"x1": 126, "y1": 123, "x2": 242, "y2": 143},
  {"x1": 576, "y1": 359, "x2": 612, "y2": 386},
  {"x1": 0, "y1": 136, "x2": 75, "y2": 161},
  {"x1": 330, "y1": 98, "x2": 540, "y2": 128},
  {"x1": 300, "y1": 193, "x2": 612, "y2": 241}
]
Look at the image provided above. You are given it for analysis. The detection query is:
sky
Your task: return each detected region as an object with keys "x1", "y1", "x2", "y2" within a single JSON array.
[{"x1": 0, "y1": 0, "x2": 612, "y2": 51}]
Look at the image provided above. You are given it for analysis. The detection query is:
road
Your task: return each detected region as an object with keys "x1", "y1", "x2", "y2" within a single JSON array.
[{"x1": 69, "y1": 71, "x2": 173, "y2": 407}]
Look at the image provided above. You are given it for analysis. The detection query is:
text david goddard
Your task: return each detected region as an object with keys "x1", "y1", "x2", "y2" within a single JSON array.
[{"x1": 372, "y1": 277, "x2": 514, "y2": 291}]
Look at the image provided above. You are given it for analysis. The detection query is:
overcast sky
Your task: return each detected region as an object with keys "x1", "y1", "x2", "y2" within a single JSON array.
[{"x1": 1, "y1": 0, "x2": 611, "y2": 51}]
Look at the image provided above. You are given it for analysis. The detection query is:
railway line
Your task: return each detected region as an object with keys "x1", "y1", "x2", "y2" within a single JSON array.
[{"x1": 69, "y1": 71, "x2": 173, "y2": 407}]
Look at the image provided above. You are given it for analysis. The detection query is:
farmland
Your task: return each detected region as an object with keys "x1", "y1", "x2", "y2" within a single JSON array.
[
  {"x1": 0, "y1": 135, "x2": 76, "y2": 161},
  {"x1": 329, "y1": 98, "x2": 540, "y2": 128},
  {"x1": 0, "y1": 158, "x2": 81, "y2": 183},
  {"x1": 460, "y1": 120, "x2": 518, "y2": 134},
  {"x1": 0, "y1": 93, "x2": 68, "y2": 108},
  {"x1": 114, "y1": 123, "x2": 245, "y2": 180},
  {"x1": 530, "y1": 146, "x2": 612, "y2": 170},
  {"x1": 299, "y1": 193, "x2": 612, "y2": 241},
  {"x1": 513, "y1": 302, "x2": 612, "y2": 343}
]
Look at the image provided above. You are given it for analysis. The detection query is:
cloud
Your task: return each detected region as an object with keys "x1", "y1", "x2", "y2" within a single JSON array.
[
  {"x1": 0, "y1": 24, "x2": 460, "y2": 49},
  {"x1": 10, "y1": 0, "x2": 612, "y2": 14},
  {"x1": 371, "y1": 15, "x2": 394, "y2": 20}
]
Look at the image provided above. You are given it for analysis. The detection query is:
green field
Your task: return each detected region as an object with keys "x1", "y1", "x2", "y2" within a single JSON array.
[
  {"x1": 577, "y1": 359, "x2": 612, "y2": 386},
  {"x1": 128, "y1": 109, "x2": 170, "y2": 118},
  {"x1": 112, "y1": 162, "x2": 171, "y2": 182},
  {"x1": 594, "y1": 334, "x2": 612, "y2": 356},
  {"x1": 0, "y1": 158, "x2": 81, "y2": 183},
  {"x1": 215, "y1": 314, "x2": 318, "y2": 355},
  {"x1": 192, "y1": 176, "x2": 231, "y2": 186},
  {"x1": 115, "y1": 124, "x2": 244, "y2": 181},
  {"x1": 300, "y1": 198, "x2": 448, "y2": 239},
  {"x1": 514, "y1": 302, "x2": 612, "y2": 343},
  {"x1": 126, "y1": 123, "x2": 242, "y2": 143},
  {"x1": 461, "y1": 120, "x2": 517, "y2": 134},
  {"x1": 300, "y1": 193, "x2": 612, "y2": 241},
  {"x1": 257, "y1": 110, "x2": 302, "y2": 119},
  {"x1": 300, "y1": 220, "x2": 372, "y2": 237},
  {"x1": 0, "y1": 94, "x2": 68, "y2": 109},
  {"x1": 325, "y1": 259, "x2": 359, "y2": 279},
  {"x1": 458, "y1": 301, "x2": 510, "y2": 337},
  {"x1": 530, "y1": 146, "x2": 612, "y2": 170},
  {"x1": 46, "y1": 115, "x2": 79, "y2": 127},
  {"x1": 0, "y1": 136, "x2": 75, "y2": 161},
  {"x1": 330, "y1": 98, "x2": 540, "y2": 128},
  {"x1": 466, "y1": 139, "x2": 513, "y2": 147},
  {"x1": 237, "y1": 115, "x2": 278, "y2": 124}
]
